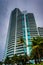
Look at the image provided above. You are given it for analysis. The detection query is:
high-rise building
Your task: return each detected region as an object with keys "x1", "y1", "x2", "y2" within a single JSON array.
[
  {"x1": 4, "y1": 8, "x2": 38, "y2": 59},
  {"x1": 38, "y1": 27, "x2": 43, "y2": 37}
]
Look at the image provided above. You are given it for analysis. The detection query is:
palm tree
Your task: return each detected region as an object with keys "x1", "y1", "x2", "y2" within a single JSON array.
[
  {"x1": 39, "y1": 37, "x2": 43, "y2": 60},
  {"x1": 31, "y1": 36, "x2": 43, "y2": 64},
  {"x1": 36, "y1": 36, "x2": 43, "y2": 60}
]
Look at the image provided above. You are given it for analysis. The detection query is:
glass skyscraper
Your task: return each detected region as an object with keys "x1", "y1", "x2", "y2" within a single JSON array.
[{"x1": 4, "y1": 8, "x2": 38, "y2": 59}]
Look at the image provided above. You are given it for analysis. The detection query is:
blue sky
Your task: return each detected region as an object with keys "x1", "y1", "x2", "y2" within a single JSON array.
[{"x1": 0, "y1": 0, "x2": 43, "y2": 61}]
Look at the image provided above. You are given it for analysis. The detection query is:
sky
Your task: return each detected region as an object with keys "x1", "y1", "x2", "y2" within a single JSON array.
[{"x1": 0, "y1": 0, "x2": 43, "y2": 61}]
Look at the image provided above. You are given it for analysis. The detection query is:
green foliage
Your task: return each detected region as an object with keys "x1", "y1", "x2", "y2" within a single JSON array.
[
  {"x1": 12, "y1": 54, "x2": 18, "y2": 64},
  {"x1": 4, "y1": 56, "x2": 12, "y2": 64},
  {"x1": 0, "y1": 61, "x2": 2, "y2": 65},
  {"x1": 30, "y1": 36, "x2": 43, "y2": 64},
  {"x1": 20, "y1": 54, "x2": 29, "y2": 65},
  {"x1": 11, "y1": 54, "x2": 29, "y2": 65}
]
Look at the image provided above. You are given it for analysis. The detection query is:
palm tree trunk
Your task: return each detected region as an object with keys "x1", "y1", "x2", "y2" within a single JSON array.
[
  {"x1": 34, "y1": 55, "x2": 37, "y2": 64},
  {"x1": 35, "y1": 59, "x2": 37, "y2": 64},
  {"x1": 37, "y1": 49, "x2": 40, "y2": 64}
]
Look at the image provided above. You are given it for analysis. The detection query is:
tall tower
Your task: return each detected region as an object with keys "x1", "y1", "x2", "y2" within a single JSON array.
[{"x1": 4, "y1": 8, "x2": 38, "y2": 59}]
